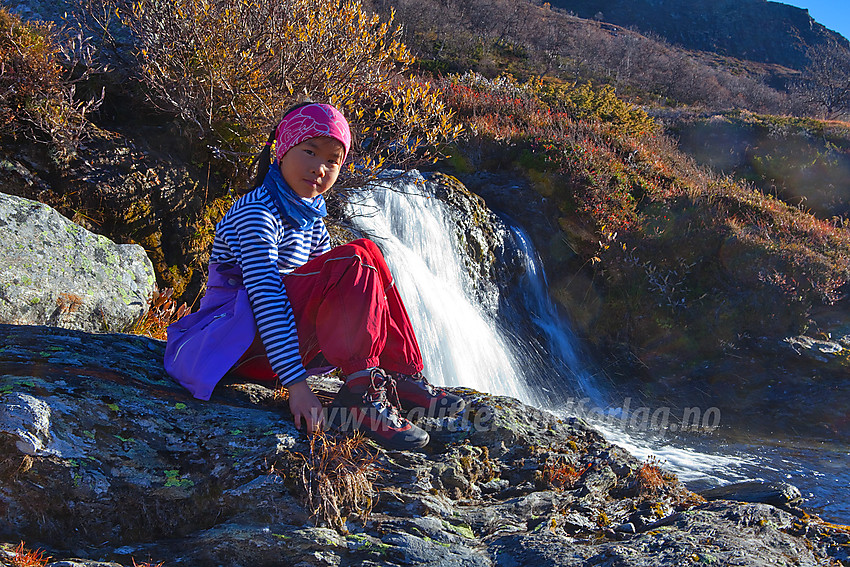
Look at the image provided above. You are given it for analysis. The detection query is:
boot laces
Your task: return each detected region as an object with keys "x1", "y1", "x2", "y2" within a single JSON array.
[{"x1": 363, "y1": 369, "x2": 403, "y2": 424}]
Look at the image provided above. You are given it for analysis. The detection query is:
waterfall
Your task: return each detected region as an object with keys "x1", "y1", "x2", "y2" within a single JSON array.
[
  {"x1": 346, "y1": 171, "x2": 847, "y2": 525},
  {"x1": 498, "y1": 222, "x2": 603, "y2": 404},
  {"x1": 346, "y1": 171, "x2": 598, "y2": 408}
]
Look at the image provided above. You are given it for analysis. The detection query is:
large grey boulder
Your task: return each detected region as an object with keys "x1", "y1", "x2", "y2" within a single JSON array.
[{"x1": 0, "y1": 192, "x2": 155, "y2": 332}]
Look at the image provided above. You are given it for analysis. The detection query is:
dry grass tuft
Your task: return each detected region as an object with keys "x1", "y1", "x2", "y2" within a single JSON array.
[
  {"x1": 272, "y1": 381, "x2": 290, "y2": 403},
  {"x1": 7, "y1": 541, "x2": 51, "y2": 567},
  {"x1": 0, "y1": 435, "x2": 33, "y2": 481},
  {"x1": 129, "y1": 286, "x2": 191, "y2": 340},
  {"x1": 299, "y1": 429, "x2": 381, "y2": 532}
]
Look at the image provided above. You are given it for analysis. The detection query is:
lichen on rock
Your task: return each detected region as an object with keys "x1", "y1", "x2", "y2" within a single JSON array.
[
  {"x1": 0, "y1": 193, "x2": 156, "y2": 332},
  {"x1": 0, "y1": 324, "x2": 845, "y2": 567}
]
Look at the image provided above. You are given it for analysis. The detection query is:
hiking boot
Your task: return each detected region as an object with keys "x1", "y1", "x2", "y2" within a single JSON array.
[
  {"x1": 390, "y1": 371, "x2": 466, "y2": 418},
  {"x1": 329, "y1": 368, "x2": 429, "y2": 450}
]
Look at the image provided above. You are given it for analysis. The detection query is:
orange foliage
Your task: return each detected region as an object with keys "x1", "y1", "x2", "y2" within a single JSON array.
[
  {"x1": 129, "y1": 286, "x2": 191, "y2": 340},
  {"x1": 541, "y1": 457, "x2": 591, "y2": 490},
  {"x1": 636, "y1": 456, "x2": 677, "y2": 497},
  {"x1": 0, "y1": 7, "x2": 102, "y2": 163},
  {"x1": 0, "y1": 8, "x2": 62, "y2": 131},
  {"x1": 8, "y1": 541, "x2": 51, "y2": 567}
]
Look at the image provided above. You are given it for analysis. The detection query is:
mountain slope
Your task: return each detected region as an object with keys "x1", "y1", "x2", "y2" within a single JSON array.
[{"x1": 548, "y1": 0, "x2": 847, "y2": 71}]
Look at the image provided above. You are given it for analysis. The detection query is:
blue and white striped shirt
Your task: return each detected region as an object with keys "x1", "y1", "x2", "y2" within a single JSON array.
[{"x1": 210, "y1": 185, "x2": 330, "y2": 386}]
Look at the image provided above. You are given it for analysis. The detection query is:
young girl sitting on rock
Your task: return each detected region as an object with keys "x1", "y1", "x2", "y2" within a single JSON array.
[{"x1": 164, "y1": 102, "x2": 464, "y2": 450}]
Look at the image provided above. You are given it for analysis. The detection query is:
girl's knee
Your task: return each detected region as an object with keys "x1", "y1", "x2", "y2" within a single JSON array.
[{"x1": 348, "y1": 238, "x2": 383, "y2": 260}]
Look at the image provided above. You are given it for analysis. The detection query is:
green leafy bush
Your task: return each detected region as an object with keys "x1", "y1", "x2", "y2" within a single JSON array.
[{"x1": 536, "y1": 80, "x2": 657, "y2": 137}]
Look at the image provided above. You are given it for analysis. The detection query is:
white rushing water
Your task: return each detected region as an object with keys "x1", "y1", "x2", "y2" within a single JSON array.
[
  {"x1": 501, "y1": 222, "x2": 603, "y2": 404},
  {"x1": 346, "y1": 171, "x2": 764, "y2": 499},
  {"x1": 347, "y1": 172, "x2": 539, "y2": 405}
]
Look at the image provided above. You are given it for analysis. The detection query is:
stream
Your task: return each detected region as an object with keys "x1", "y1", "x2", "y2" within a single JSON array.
[{"x1": 347, "y1": 171, "x2": 849, "y2": 525}]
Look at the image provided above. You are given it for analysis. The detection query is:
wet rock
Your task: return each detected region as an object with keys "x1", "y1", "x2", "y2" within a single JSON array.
[
  {"x1": 488, "y1": 532, "x2": 585, "y2": 567},
  {"x1": 613, "y1": 522, "x2": 636, "y2": 533},
  {"x1": 719, "y1": 502, "x2": 797, "y2": 530},
  {"x1": 561, "y1": 511, "x2": 598, "y2": 532},
  {"x1": 381, "y1": 531, "x2": 489, "y2": 566},
  {"x1": 700, "y1": 481, "x2": 803, "y2": 507},
  {"x1": 423, "y1": 171, "x2": 508, "y2": 312},
  {"x1": 784, "y1": 335, "x2": 848, "y2": 363},
  {"x1": 580, "y1": 465, "x2": 618, "y2": 496},
  {"x1": 0, "y1": 324, "x2": 298, "y2": 550},
  {"x1": 0, "y1": 193, "x2": 155, "y2": 332}
]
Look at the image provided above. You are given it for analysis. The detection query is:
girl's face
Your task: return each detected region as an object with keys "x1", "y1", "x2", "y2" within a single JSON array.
[{"x1": 279, "y1": 136, "x2": 345, "y2": 199}]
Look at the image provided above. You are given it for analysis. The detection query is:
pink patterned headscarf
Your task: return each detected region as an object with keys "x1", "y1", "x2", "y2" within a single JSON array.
[{"x1": 274, "y1": 103, "x2": 351, "y2": 163}]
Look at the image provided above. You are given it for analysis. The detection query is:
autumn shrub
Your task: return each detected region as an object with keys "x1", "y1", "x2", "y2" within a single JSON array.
[
  {"x1": 115, "y1": 0, "x2": 461, "y2": 183},
  {"x1": 539, "y1": 456, "x2": 591, "y2": 490},
  {"x1": 440, "y1": 70, "x2": 850, "y2": 352},
  {"x1": 441, "y1": 72, "x2": 653, "y2": 232},
  {"x1": 535, "y1": 80, "x2": 657, "y2": 137},
  {"x1": 634, "y1": 456, "x2": 677, "y2": 498},
  {"x1": 0, "y1": 9, "x2": 59, "y2": 129},
  {"x1": 0, "y1": 7, "x2": 103, "y2": 164}
]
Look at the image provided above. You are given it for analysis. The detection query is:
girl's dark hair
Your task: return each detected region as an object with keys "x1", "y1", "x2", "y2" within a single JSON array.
[{"x1": 248, "y1": 100, "x2": 314, "y2": 191}]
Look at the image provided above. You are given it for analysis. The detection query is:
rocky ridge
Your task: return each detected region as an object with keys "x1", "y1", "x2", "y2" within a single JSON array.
[
  {"x1": 1, "y1": 324, "x2": 848, "y2": 567},
  {"x1": 548, "y1": 0, "x2": 847, "y2": 71}
]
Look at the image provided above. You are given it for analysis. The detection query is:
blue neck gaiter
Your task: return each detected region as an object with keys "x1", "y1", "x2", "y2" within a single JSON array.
[{"x1": 263, "y1": 162, "x2": 327, "y2": 230}]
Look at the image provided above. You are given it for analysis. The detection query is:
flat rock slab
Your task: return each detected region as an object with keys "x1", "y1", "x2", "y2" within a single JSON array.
[{"x1": 0, "y1": 325, "x2": 846, "y2": 567}]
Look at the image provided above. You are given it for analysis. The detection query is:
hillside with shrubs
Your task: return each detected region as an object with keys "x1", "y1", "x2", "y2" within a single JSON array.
[
  {"x1": 546, "y1": 0, "x2": 847, "y2": 71},
  {"x1": 2, "y1": 0, "x2": 850, "y2": 385}
]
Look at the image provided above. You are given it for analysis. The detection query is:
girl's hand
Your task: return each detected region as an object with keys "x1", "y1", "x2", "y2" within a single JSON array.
[{"x1": 287, "y1": 379, "x2": 325, "y2": 433}]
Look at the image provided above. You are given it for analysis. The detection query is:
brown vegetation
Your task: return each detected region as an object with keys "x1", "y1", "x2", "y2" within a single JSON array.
[
  {"x1": 793, "y1": 40, "x2": 850, "y2": 120},
  {"x1": 440, "y1": 71, "x2": 850, "y2": 363},
  {"x1": 669, "y1": 111, "x2": 850, "y2": 219},
  {"x1": 5, "y1": 541, "x2": 51, "y2": 567},
  {"x1": 0, "y1": 7, "x2": 103, "y2": 164},
  {"x1": 129, "y1": 287, "x2": 191, "y2": 340},
  {"x1": 4, "y1": 0, "x2": 849, "y2": 371},
  {"x1": 297, "y1": 430, "x2": 381, "y2": 532},
  {"x1": 635, "y1": 456, "x2": 676, "y2": 498},
  {"x1": 56, "y1": 292, "x2": 84, "y2": 314},
  {"x1": 366, "y1": 0, "x2": 789, "y2": 114},
  {"x1": 0, "y1": 436, "x2": 33, "y2": 481},
  {"x1": 110, "y1": 0, "x2": 461, "y2": 184},
  {"x1": 540, "y1": 456, "x2": 591, "y2": 490}
]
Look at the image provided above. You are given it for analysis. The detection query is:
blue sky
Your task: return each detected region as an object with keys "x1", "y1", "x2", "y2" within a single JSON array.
[{"x1": 783, "y1": 1, "x2": 850, "y2": 40}]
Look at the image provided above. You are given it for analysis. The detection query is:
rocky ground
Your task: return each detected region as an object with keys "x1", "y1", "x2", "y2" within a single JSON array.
[{"x1": 1, "y1": 324, "x2": 848, "y2": 567}]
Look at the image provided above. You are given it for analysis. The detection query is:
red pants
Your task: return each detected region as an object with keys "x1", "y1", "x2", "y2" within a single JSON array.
[{"x1": 232, "y1": 239, "x2": 424, "y2": 381}]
